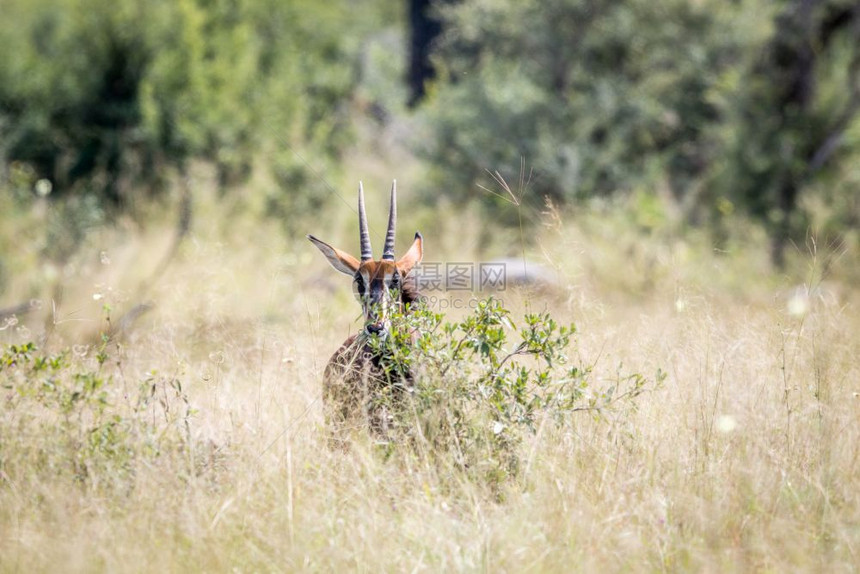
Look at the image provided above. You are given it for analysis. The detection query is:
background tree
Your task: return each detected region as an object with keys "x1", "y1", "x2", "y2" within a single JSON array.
[
  {"x1": 715, "y1": 0, "x2": 860, "y2": 265},
  {"x1": 0, "y1": 0, "x2": 379, "y2": 210},
  {"x1": 407, "y1": 0, "x2": 444, "y2": 107},
  {"x1": 416, "y1": 0, "x2": 860, "y2": 263},
  {"x1": 1, "y1": 0, "x2": 858, "y2": 265},
  {"x1": 416, "y1": 0, "x2": 745, "y2": 214}
]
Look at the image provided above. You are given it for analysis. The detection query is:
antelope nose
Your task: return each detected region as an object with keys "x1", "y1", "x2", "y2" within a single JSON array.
[{"x1": 366, "y1": 323, "x2": 385, "y2": 335}]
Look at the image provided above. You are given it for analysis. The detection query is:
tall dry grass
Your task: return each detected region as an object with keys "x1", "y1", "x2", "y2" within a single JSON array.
[{"x1": 1, "y1": 182, "x2": 858, "y2": 572}]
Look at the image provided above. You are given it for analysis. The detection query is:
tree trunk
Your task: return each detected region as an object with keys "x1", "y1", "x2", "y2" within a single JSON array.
[{"x1": 407, "y1": 0, "x2": 443, "y2": 107}]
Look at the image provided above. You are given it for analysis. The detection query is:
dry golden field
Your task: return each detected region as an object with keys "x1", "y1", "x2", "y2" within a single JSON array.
[{"x1": 1, "y1": 175, "x2": 859, "y2": 573}]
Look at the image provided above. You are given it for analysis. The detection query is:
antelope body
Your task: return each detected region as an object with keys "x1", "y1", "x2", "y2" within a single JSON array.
[{"x1": 307, "y1": 181, "x2": 423, "y2": 440}]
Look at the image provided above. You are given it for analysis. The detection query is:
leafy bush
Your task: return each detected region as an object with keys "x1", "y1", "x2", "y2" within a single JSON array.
[
  {"x1": 418, "y1": 0, "x2": 745, "y2": 211},
  {"x1": 0, "y1": 0, "x2": 387, "y2": 208},
  {"x1": 367, "y1": 298, "x2": 664, "y2": 486},
  {"x1": 418, "y1": 0, "x2": 860, "y2": 260},
  {"x1": 0, "y1": 339, "x2": 198, "y2": 491}
]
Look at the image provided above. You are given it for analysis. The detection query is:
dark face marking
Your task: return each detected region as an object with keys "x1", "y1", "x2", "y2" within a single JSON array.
[{"x1": 353, "y1": 260, "x2": 403, "y2": 334}]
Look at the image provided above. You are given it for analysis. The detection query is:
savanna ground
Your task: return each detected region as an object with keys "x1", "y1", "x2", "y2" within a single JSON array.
[
  {"x1": 1, "y1": 150, "x2": 859, "y2": 572},
  {"x1": 3, "y1": 0, "x2": 860, "y2": 569}
]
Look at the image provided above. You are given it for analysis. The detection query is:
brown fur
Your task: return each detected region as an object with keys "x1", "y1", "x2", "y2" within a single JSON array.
[
  {"x1": 308, "y1": 209, "x2": 424, "y2": 444},
  {"x1": 322, "y1": 278, "x2": 421, "y2": 444}
]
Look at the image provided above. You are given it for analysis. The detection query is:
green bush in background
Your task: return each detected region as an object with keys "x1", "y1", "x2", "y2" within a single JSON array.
[
  {"x1": 420, "y1": 0, "x2": 860, "y2": 261},
  {"x1": 0, "y1": 0, "x2": 386, "y2": 207},
  {"x1": 1, "y1": 0, "x2": 858, "y2": 264},
  {"x1": 421, "y1": 0, "x2": 740, "y2": 206}
]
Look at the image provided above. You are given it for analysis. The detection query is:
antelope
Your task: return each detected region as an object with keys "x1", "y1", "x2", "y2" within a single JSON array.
[{"x1": 307, "y1": 181, "x2": 423, "y2": 441}]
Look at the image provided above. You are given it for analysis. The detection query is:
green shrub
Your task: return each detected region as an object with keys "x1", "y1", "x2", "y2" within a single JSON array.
[
  {"x1": 418, "y1": 0, "x2": 745, "y2": 213},
  {"x1": 0, "y1": 0, "x2": 387, "y2": 208},
  {"x1": 367, "y1": 298, "x2": 664, "y2": 487},
  {"x1": 0, "y1": 340, "x2": 196, "y2": 491}
]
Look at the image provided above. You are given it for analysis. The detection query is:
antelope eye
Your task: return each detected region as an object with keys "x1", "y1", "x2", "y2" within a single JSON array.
[{"x1": 389, "y1": 274, "x2": 400, "y2": 291}]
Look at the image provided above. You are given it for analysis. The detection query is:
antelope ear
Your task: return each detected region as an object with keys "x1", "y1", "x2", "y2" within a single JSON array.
[
  {"x1": 396, "y1": 232, "x2": 423, "y2": 276},
  {"x1": 307, "y1": 234, "x2": 360, "y2": 276}
]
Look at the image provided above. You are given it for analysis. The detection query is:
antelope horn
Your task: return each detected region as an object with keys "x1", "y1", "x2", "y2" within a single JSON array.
[
  {"x1": 358, "y1": 181, "x2": 373, "y2": 261},
  {"x1": 382, "y1": 180, "x2": 397, "y2": 261}
]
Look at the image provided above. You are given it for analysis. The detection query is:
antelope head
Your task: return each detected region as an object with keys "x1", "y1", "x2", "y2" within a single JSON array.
[{"x1": 307, "y1": 181, "x2": 423, "y2": 336}]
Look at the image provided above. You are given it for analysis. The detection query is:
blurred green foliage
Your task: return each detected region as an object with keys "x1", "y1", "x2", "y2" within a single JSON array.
[
  {"x1": 422, "y1": 0, "x2": 742, "y2": 204},
  {"x1": 420, "y1": 0, "x2": 859, "y2": 257},
  {"x1": 0, "y1": 0, "x2": 857, "y2": 262},
  {"x1": 0, "y1": 0, "x2": 390, "y2": 207}
]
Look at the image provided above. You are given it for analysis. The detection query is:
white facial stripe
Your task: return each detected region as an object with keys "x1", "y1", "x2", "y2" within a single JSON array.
[{"x1": 357, "y1": 266, "x2": 401, "y2": 332}]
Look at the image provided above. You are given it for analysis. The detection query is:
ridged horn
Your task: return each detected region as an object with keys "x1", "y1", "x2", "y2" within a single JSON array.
[
  {"x1": 382, "y1": 180, "x2": 397, "y2": 261},
  {"x1": 358, "y1": 181, "x2": 373, "y2": 261}
]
